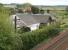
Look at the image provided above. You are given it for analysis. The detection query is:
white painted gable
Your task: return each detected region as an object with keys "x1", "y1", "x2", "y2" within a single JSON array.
[{"x1": 29, "y1": 23, "x2": 40, "y2": 31}]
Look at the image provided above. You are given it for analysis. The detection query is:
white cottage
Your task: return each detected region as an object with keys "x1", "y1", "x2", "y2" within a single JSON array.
[{"x1": 11, "y1": 13, "x2": 55, "y2": 31}]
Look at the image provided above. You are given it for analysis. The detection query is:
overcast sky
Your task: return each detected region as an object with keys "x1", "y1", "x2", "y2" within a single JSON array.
[{"x1": 0, "y1": 0, "x2": 68, "y2": 5}]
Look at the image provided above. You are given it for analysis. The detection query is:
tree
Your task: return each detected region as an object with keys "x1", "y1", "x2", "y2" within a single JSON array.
[
  {"x1": 18, "y1": 9, "x2": 23, "y2": 13},
  {"x1": 17, "y1": 3, "x2": 32, "y2": 13},
  {"x1": 31, "y1": 6, "x2": 40, "y2": 14},
  {"x1": 65, "y1": 6, "x2": 68, "y2": 15},
  {"x1": 66, "y1": 6, "x2": 68, "y2": 11},
  {"x1": 17, "y1": 3, "x2": 40, "y2": 14},
  {"x1": 17, "y1": 3, "x2": 32, "y2": 9},
  {"x1": 47, "y1": 9, "x2": 50, "y2": 13},
  {"x1": 17, "y1": 4, "x2": 22, "y2": 8},
  {"x1": 0, "y1": 3, "x2": 3, "y2": 7},
  {"x1": 40, "y1": 9, "x2": 45, "y2": 14},
  {"x1": 22, "y1": 3, "x2": 31, "y2": 7},
  {"x1": 48, "y1": 16, "x2": 53, "y2": 24}
]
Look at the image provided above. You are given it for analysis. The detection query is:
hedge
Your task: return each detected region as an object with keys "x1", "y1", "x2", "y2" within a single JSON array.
[{"x1": 21, "y1": 24, "x2": 61, "y2": 50}]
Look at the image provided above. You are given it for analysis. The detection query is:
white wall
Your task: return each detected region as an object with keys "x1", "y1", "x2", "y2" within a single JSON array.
[{"x1": 28, "y1": 23, "x2": 40, "y2": 31}]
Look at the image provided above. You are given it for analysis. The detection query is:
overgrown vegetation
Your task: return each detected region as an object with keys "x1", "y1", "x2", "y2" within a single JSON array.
[
  {"x1": 0, "y1": 8, "x2": 61, "y2": 50},
  {"x1": 0, "y1": 4, "x2": 68, "y2": 50},
  {"x1": 21, "y1": 23, "x2": 61, "y2": 50},
  {"x1": 18, "y1": 26, "x2": 31, "y2": 34},
  {"x1": 0, "y1": 7, "x2": 23, "y2": 50}
]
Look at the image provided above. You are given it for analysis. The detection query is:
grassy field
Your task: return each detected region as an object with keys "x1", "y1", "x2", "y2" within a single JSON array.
[{"x1": 50, "y1": 10, "x2": 68, "y2": 29}]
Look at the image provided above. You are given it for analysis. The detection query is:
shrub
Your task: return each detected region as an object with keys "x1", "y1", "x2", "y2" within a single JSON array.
[
  {"x1": 21, "y1": 24, "x2": 61, "y2": 50},
  {"x1": 0, "y1": 8, "x2": 23, "y2": 50},
  {"x1": 0, "y1": 32, "x2": 23, "y2": 50},
  {"x1": 39, "y1": 23, "x2": 47, "y2": 29},
  {"x1": 18, "y1": 26, "x2": 31, "y2": 34}
]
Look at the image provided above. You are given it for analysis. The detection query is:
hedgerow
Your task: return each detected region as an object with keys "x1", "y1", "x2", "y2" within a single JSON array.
[{"x1": 21, "y1": 24, "x2": 61, "y2": 50}]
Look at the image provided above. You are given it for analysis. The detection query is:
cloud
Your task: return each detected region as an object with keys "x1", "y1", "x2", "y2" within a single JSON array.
[
  {"x1": 28, "y1": 0, "x2": 68, "y2": 5},
  {"x1": 0, "y1": 0, "x2": 26, "y2": 4},
  {"x1": 0, "y1": 0, "x2": 68, "y2": 5}
]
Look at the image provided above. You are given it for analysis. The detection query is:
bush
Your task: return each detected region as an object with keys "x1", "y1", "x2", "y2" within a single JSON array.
[
  {"x1": 18, "y1": 26, "x2": 31, "y2": 34},
  {"x1": 21, "y1": 24, "x2": 61, "y2": 50},
  {"x1": 0, "y1": 8, "x2": 23, "y2": 50},
  {"x1": 31, "y1": 6, "x2": 40, "y2": 14},
  {"x1": 39, "y1": 23, "x2": 47, "y2": 29},
  {"x1": 0, "y1": 32, "x2": 23, "y2": 50},
  {"x1": 0, "y1": 22, "x2": 23, "y2": 50}
]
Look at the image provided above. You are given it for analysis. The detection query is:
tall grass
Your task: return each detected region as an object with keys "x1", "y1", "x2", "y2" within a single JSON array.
[{"x1": 0, "y1": 7, "x2": 23, "y2": 50}]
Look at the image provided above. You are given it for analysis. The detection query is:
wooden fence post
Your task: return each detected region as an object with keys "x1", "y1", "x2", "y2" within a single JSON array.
[{"x1": 15, "y1": 16, "x2": 17, "y2": 32}]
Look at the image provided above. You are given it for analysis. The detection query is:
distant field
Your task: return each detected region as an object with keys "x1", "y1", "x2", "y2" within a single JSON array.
[{"x1": 51, "y1": 9, "x2": 68, "y2": 29}]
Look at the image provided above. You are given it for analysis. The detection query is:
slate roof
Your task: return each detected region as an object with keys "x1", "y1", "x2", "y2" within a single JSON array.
[{"x1": 15, "y1": 13, "x2": 53, "y2": 26}]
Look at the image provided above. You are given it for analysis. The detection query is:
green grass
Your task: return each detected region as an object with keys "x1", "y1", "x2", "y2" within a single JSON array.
[{"x1": 51, "y1": 10, "x2": 68, "y2": 29}]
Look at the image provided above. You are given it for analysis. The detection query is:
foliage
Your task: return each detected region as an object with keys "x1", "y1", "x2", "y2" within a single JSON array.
[
  {"x1": 22, "y1": 3, "x2": 31, "y2": 8},
  {"x1": 17, "y1": 3, "x2": 45, "y2": 14},
  {"x1": 18, "y1": 26, "x2": 30, "y2": 34},
  {"x1": 17, "y1": 9, "x2": 23, "y2": 13},
  {"x1": 17, "y1": 4, "x2": 22, "y2": 8},
  {"x1": 47, "y1": 9, "x2": 50, "y2": 13},
  {"x1": 40, "y1": 9, "x2": 45, "y2": 14},
  {"x1": 39, "y1": 23, "x2": 47, "y2": 29},
  {"x1": 0, "y1": 7, "x2": 23, "y2": 50},
  {"x1": 21, "y1": 24, "x2": 61, "y2": 50},
  {"x1": 65, "y1": 6, "x2": 68, "y2": 15},
  {"x1": 0, "y1": 5, "x2": 66, "y2": 50},
  {"x1": 0, "y1": 32, "x2": 23, "y2": 50},
  {"x1": 17, "y1": 3, "x2": 31, "y2": 9},
  {"x1": 0, "y1": 3, "x2": 3, "y2": 7},
  {"x1": 31, "y1": 6, "x2": 40, "y2": 14},
  {"x1": 9, "y1": 8, "x2": 16, "y2": 14}
]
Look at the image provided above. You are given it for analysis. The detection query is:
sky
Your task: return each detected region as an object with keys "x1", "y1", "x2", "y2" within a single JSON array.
[{"x1": 0, "y1": 0, "x2": 68, "y2": 5}]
